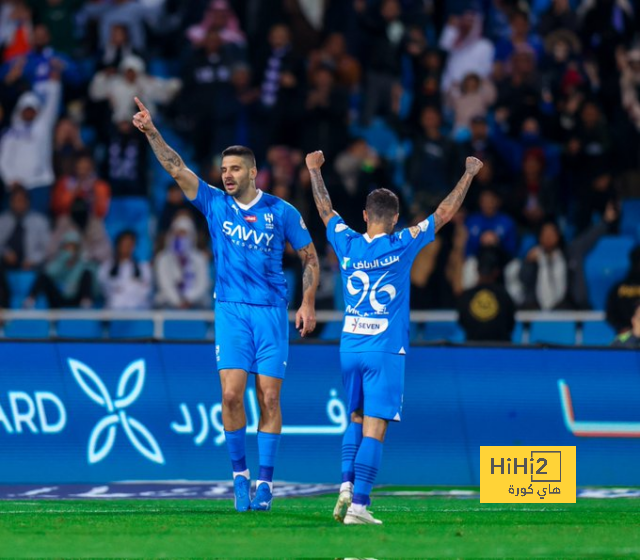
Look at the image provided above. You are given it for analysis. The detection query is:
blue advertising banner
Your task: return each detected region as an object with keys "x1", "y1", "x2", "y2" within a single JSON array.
[{"x1": 0, "y1": 342, "x2": 639, "y2": 485}]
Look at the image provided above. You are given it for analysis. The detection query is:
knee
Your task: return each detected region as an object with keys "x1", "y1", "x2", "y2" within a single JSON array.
[
  {"x1": 222, "y1": 389, "x2": 244, "y2": 410},
  {"x1": 259, "y1": 389, "x2": 280, "y2": 416}
]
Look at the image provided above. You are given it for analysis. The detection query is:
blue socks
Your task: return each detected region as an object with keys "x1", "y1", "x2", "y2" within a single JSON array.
[
  {"x1": 224, "y1": 426, "x2": 247, "y2": 475},
  {"x1": 341, "y1": 422, "x2": 363, "y2": 483},
  {"x1": 353, "y1": 437, "x2": 383, "y2": 506},
  {"x1": 257, "y1": 431, "x2": 280, "y2": 488}
]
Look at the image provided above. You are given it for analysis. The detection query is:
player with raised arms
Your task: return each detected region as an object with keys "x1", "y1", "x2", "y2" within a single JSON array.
[
  {"x1": 133, "y1": 97, "x2": 320, "y2": 512},
  {"x1": 305, "y1": 149, "x2": 482, "y2": 524}
]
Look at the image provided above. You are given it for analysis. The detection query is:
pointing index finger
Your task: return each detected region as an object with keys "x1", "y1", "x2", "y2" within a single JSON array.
[{"x1": 134, "y1": 96, "x2": 148, "y2": 113}]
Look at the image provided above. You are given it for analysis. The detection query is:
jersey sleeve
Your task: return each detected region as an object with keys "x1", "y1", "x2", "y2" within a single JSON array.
[
  {"x1": 326, "y1": 214, "x2": 358, "y2": 259},
  {"x1": 401, "y1": 213, "x2": 436, "y2": 257},
  {"x1": 283, "y1": 202, "x2": 313, "y2": 250},
  {"x1": 189, "y1": 177, "x2": 224, "y2": 217}
]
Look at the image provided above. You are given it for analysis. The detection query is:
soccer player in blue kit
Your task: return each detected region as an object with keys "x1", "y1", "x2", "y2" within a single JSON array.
[
  {"x1": 133, "y1": 98, "x2": 320, "y2": 512},
  {"x1": 305, "y1": 150, "x2": 483, "y2": 524}
]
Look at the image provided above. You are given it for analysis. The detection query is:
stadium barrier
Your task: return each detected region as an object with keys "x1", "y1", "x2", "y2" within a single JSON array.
[
  {"x1": 1, "y1": 342, "x2": 638, "y2": 486},
  {"x1": 0, "y1": 309, "x2": 608, "y2": 344}
]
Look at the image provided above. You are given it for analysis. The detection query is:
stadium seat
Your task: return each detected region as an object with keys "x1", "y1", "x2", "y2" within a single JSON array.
[
  {"x1": 56, "y1": 319, "x2": 104, "y2": 339},
  {"x1": 582, "y1": 321, "x2": 616, "y2": 346},
  {"x1": 620, "y1": 199, "x2": 640, "y2": 237},
  {"x1": 108, "y1": 320, "x2": 154, "y2": 339},
  {"x1": 6, "y1": 271, "x2": 36, "y2": 308},
  {"x1": 584, "y1": 235, "x2": 636, "y2": 310},
  {"x1": 529, "y1": 321, "x2": 576, "y2": 345},
  {"x1": 319, "y1": 321, "x2": 343, "y2": 341},
  {"x1": 3, "y1": 320, "x2": 50, "y2": 339},
  {"x1": 518, "y1": 234, "x2": 537, "y2": 259},
  {"x1": 511, "y1": 322, "x2": 524, "y2": 344},
  {"x1": 349, "y1": 118, "x2": 401, "y2": 161},
  {"x1": 164, "y1": 320, "x2": 209, "y2": 340},
  {"x1": 423, "y1": 322, "x2": 465, "y2": 343}
]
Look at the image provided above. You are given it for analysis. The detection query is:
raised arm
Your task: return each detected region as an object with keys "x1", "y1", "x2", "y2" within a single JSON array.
[
  {"x1": 295, "y1": 241, "x2": 320, "y2": 337},
  {"x1": 305, "y1": 150, "x2": 338, "y2": 227},
  {"x1": 132, "y1": 97, "x2": 199, "y2": 199},
  {"x1": 433, "y1": 156, "x2": 483, "y2": 233}
]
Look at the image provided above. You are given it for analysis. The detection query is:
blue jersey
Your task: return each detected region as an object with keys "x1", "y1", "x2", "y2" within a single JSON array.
[
  {"x1": 191, "y1": 178, "x2": 311, "y2": 307},
  {"x1": 327, "y1": 214, "x2": 436, "y2": 354}
]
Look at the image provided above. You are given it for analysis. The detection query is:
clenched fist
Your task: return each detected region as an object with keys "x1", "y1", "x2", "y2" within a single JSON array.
[
  {"x1": 465, "y1": 156, "x2": 483, "y2": 176},
  {"x1": 305, "y1": 150, "x2": 325, "y2": 170},
  {"x1": 132, "y1": 97, "x2": 155, "y2": 134}
]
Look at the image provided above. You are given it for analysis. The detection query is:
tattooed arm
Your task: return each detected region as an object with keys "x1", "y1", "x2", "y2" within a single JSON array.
[
  {"x1": 132, "y1": 97, "x2": 199, "y2": 199},
  {"x1": 305, "y1": 150, "x2": 339, "y2": 227},
  {"x1": 433, "y1": 156, "x2": 483, "y2": 233},
  {"x1": 295, "y1": 242, "x2": 320, "y2": 337}
]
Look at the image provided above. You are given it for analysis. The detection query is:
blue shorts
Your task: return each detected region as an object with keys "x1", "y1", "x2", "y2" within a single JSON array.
[
  {"x1": 215, "y1": 301, "x2": 289, "y2": 379},
  {"x1": 340, "y1": 351, "x2": 405, "y2": 422}
]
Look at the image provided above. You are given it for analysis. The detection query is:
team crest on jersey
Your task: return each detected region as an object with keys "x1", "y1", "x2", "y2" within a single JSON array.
[
  {"x1": 264, "y1": 213, "x2": 274, "y2": 230},
  {"x1": 335, "y1": 223, "x2": 348, "y2": 233},
  {"x1": 409, "y1": 225, "x2": 420, "y2": 238},
  {"x1": 243, "y1": 215, "x2": 257, "y2": 222}
]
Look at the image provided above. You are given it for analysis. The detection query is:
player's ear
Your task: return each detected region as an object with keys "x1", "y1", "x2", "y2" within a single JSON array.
[
  {"x1": 249, "y1": 166, "x2": 257, "y2": 180},
  {"x1": 363, "y1": 210, "x2": 368, "y2": 224},
  {"x1": 392, "y1": 213, "x2": 399, "y2": 226}
]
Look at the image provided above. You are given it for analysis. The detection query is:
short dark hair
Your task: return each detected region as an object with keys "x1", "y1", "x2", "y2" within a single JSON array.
[
  {"x1": 365, "y1": 188, "x2": 399, "y2": 224},
  {"x1": 221, "y1": 145, "x2": 256, "y2": 168}
]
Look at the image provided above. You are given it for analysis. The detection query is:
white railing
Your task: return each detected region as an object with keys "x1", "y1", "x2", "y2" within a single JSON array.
[{"x1": 0, "y1": 309, "x2": 606, "y2": 342}]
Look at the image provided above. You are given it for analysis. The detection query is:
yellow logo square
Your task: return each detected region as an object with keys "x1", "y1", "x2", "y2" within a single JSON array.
[{"x1": 480, "y1": 446, "x2": 576, "y2": 503}]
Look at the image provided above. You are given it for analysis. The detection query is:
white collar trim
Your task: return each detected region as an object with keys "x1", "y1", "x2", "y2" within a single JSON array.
[
  {"x1": 363, "y1": 232, "x2": 388, "y2": 243},
  {"x1": 236, "y1": 189, "x2": 263, "y2": 210}
]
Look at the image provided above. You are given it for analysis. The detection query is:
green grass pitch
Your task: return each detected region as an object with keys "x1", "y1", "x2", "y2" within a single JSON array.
[{"x1": 1, "y1": 490, "x2": 640, "y2": 558}]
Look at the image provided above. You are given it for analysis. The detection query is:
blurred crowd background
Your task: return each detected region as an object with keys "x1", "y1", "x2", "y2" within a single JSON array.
[{"x1": 1, "y1": 0, "x2": 640, "y2": 342}]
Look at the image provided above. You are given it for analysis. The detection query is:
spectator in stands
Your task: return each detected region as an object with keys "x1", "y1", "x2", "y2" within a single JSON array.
[
  {"x1": 509, "y1": 147, "x2": 557, "y2": 231},
  {"x1": 52, "y1": 151, "x2": 110, "y2": 219},
  {"x1": 307, "y1": 32, "x2": 361, "y2": 91},
  {"x1": 0, "y1": 75, "x2": 61, "y2": 213},
  {"x1": 465, "y1": 187, "x2": 517, "y2": 258},
  {"x1": 438, "y1": 8, "x2": 494, "y2": 94},
  {"x1": 0, "y1": 0, "x2": 32, "y2": 63},
  {"x1": 24, "y1": 229, "x2": 94, "y2": 308},
  {"x1": 53, "y1": 116, "x2": 85, "y2": 177},
  {"x1": 78, "y1": 0, "x2": 162, "y2": 52},
  {"x1": 408, "y1": 48, "x2": 443, "y2": 122},
  {"x1": 457, "y1": 246, "x2": 516, "y2": 342},
  {"x1": 612, "y1": 300, "x2": 640, "y2": 348},
  {"x1": 446, "y1": 72, "x2": 496, "y2": 134},
  {"x1": 103, "y1": 120, "x2": 148, "y2": 198},
  {"x1": 494, "y1": 8, "x2": 544, "y2": 65},
  {"x1": 302, "y1": 65, "x2": 349, "y2": 163},
  {"x1": 154, "y1": 214, "x2": 211, "y2": 309},
  {"x1": 355, "y1": 0, "x2": 408, "y2": 125},
  {"x1": 251, "y1": 23, "x2": 305, "y2": 160},
  {"x1": 178, "y1": 28, "x2": 241, "y2": 170},
  {"x1": 186, "y1": 0, "x2": 246, "y2": 53},
  {"x1": 31, "y1": 0, "x2": 83, "y2": 56},
  {"x1": 96, "y1": 23, "x2": 143, "y2": 73},
  {"x1": 0, "y1": 186, "x2": 49, "y2": 272},
  {"x1": 515, "y1": 221, "x2": 567, "y2": 310},
  {"x1": 49, "y1": 152, "x2": 112, "y2": 265},
  {"x1": 606, "y1": 246, "x2": 640, "y2": 334},
  {"x1": 537, "y1": 0, "x2": 579, "y2": 36},
  {"x1": 98, "y1": 230, "x2": 152, "y2": 310},
  {"x1": 157, "y1": 183, "x2": 199, "y2": 239},
  {"x1": 406, "y1": 106, "x2": 456, "y2": 207},
  {"x1": 89, "y1": 54, "x2": 181, "y2": 126}
]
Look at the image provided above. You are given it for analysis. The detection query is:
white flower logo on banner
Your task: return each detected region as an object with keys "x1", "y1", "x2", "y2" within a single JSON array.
[{"x1": 68, "y1": 358, "x2": 165, "y2": 465}]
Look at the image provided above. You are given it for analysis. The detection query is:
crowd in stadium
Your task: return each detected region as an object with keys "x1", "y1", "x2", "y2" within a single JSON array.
[{"x1": 0, "y1": 0, "x2": 639, "y2": 339}]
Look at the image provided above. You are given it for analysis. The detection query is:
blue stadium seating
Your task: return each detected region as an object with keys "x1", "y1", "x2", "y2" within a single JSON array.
[
  {"x1": 582, "y1": 321, "x2": 616, "y2": 346},
  {"x1": 620, "y1": 199, "x2": 640, "y2": 237},
  {"x1": 512, "y1": 322, "x2": 524, "y2": 343},
  {"x1": 4, "y1": 320, "x2": 50, "y2": 338},
  {"x1": 349, "y1": 118, "x2": 401, "y2": 161},
  {"x1": 105, "y1": 197, "x2": 152, "y2": 261},
  {"x1": 319, "y1": 321, "x2": 343, "y2": 341},
  {"x1": 108, "y1": 320, "x2": 154, "y2": 339},
  {"x1": 164, "y1": 320, "x2": 209, "y2": 340},
  {"x1": 57, "y1": 319, "x2": 104, "y2": 339},
  {"x1": 529, "y1": 321, "x2": 576, "y2": 345},
  {"x1": 423, "y1": 322, "x2": 466, "y2": 343},
  {"x1": 6, "y1": 271, "x2": 36, "y2": 308},
  {"x1": 584, "y1": 235, "x2": 636, "y2": 310}
]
